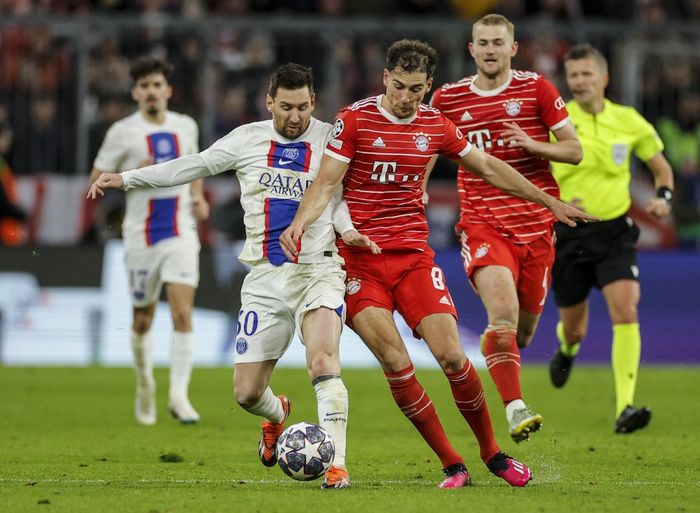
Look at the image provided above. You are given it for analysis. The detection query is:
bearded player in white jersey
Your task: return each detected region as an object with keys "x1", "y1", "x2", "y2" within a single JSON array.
[
  {"x1": 88, "y1": 63, "x2": 378, "y2": 489},
  {"x1": 90, "y1": 57, "x2": 209, "y2": 426}
]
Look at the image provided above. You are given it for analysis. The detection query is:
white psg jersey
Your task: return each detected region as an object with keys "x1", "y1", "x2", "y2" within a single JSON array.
[
  {"x1": 93, "y1": 110, "x2": 199, "y2": 250},
  {"x1": 121, "y1": 117, "x2": 352, "y2": 266}
]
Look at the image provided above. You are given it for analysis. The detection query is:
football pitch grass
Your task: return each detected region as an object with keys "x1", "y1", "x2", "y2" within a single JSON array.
[{"x1": 2, "y1": 365, "x2": 698, "y2": 513}]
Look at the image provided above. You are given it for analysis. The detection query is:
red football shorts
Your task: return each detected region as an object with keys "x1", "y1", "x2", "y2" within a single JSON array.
[
  {"x1": 459, "y1": 225, "x2": 554, "y2": 315},
  {"x1": 341, "y1": 248, "x2": 457, "y2": 338}
]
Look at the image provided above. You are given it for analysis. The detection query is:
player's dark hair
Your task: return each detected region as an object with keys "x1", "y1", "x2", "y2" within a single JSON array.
[
  {"x1": 130, "y1": 56, "x2": 173, "y2": 84},
  {"x1": 385, "y1": 39, "x2": 438, "y2": 79},
  {"x1": 268, "y1": 63, "x2": 314, "y2": 98},
  {"x1": 565, "y1": 44, "x2": 608, "y2": 74}
]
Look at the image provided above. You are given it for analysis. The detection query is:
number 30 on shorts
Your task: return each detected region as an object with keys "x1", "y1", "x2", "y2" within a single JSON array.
[
  {"x1": 431, "y1": 267, "x2": 445, "y2": 290},
  {"x1": 237, "y1": 310, "x2": 259, "y2": 336}
]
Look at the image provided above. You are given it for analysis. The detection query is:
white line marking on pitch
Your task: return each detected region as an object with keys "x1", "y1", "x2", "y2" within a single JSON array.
[{"x1": 1, "y1": 478, "x2": 697, "y2": 486}]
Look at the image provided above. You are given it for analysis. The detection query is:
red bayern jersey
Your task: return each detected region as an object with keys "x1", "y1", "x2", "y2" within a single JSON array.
[
  {"x1": 431, "y1": 70, "x2": 570, "y2": 244},
  {"x1": 325, "y1": 95, "x2": 472, "y2": 251}
]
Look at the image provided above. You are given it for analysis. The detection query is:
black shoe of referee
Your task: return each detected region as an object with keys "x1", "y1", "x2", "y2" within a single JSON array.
[{"x1": 549, "y1": 348, "x2": 574, "y2": 388}]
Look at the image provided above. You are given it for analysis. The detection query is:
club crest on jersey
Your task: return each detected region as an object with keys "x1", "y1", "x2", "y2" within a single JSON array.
[
  {"x1": 236, "y1": 337, "x2": 248, "y2": 354},
  {"x1": 147, "y1": 132, "x2": 180, "y2": 163},
  {"x1": 332, "y1": 119, "x2": 344, "y2": 138},
  {"x1": 504, "y1": 100, "x2": 522, "y2": 117},
  {"x1": 474, "y1": 243, "x2": 490, "y2": 259},
  {"x1": 346, "y1": 278, "x2": 361, "y2": 295},
  {"x1": 282, "y1": 147, "x2": 300, "y2": 161},
  {"x1": 413, "y1": 133, "x2": 430, "y2": 152}
]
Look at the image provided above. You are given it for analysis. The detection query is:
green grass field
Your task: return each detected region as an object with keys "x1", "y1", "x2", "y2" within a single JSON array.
[{"x1": 2, "y1": 365, "x2": 699, "y2": 513}]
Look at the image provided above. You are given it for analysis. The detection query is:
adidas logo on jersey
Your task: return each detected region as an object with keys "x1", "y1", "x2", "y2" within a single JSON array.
[
  {"x1": 460, "y1": 110, "x2": 473, "y2": 121},
  {"x1": 372, "y1": 137, "x2": 386, "y2": 147},
  {"x1": 439, "y1": 295, "x2": 451, "y2": 306}
]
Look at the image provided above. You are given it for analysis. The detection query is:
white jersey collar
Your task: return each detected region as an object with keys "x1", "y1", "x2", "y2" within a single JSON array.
[
  {"x1": 469, "y1": 70, "x2": 513, "y2": 97},
  {"x1": 376, "y1": 95, "x2": 417, "y2": 124}
]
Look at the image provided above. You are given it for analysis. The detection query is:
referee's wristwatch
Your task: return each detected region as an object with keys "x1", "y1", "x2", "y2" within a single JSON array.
[{"x1": 656, "y1": 186, "x2": 673, "y2": 202}]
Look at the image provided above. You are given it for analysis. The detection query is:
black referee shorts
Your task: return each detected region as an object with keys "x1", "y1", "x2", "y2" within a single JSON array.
[{"x1": 552, "y1": 214, "x2": 640, "y2": 308}]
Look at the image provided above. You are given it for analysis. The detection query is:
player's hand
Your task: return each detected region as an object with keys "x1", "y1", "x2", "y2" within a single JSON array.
[
  {"x1": 87, "y1": 172, "x2": 124, "y2": 199},
  {"x1": 192, "y1": 195, "x2": 210, "y2": 221},
  {"x1": 502, "y1": 122, "x2": 536, "y2": 153},
  {"x1": 422, "y1": 190, "x2": 429, "y2": 206},
  {"x1": 342, "y1": 229, "x2": 382, "y2": 254},
  {"x1": 547, "y1": 197, "x2": 599, "y2": 227},
  {"x1": 280, "y1": 222, "x2": 304, "y2": 261},
  {"x1": 646, "y1": 197, "x2": 671, "y2": 219}
]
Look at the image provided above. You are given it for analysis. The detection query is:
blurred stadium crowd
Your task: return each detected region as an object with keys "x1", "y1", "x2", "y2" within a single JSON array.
[{"x1": 1, "y1": 0, "x2": 699, "y2": 246}]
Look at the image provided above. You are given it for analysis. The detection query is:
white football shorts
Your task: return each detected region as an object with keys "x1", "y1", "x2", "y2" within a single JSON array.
[
  {"x1": 233, "y1": 260, "x2": 346, "y2": 364},
  {"x1": 124, "y1": 235, "x2": 200, "y2": 307}
]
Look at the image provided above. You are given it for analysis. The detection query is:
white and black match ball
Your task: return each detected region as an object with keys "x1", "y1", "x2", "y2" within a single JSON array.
[{"x1": 276, "y1": 422, "x2": 335, "y2": 481}]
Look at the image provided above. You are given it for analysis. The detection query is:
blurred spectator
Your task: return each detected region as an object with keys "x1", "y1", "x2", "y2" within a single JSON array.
[
  {"x1": 396, "y1": 0, "x2": 450, "y2": 15},
  {"x1": 519, "y1": 23, "x2": 570, "y2": 88},
  {"x1": 88, "y1": 94, "x2": 132, "y2": 165},
  {"x1": 526, "y1": 0, "x2": 582, "y2": 21},
  {"x1": 88, "y1": 38, "x2": 132, "y2": 100},
  {"x1": 213, "y1": 85, "x2": 255, "y2": 139},
  {"x1": 169, "y1": 34, "x2": 206, "y2": 117},
  {"x1": 657, "y1": 91, "x2": 700, "y2": 232},
  {"x1": 10, "y1": 94, "x2": 75, "y2": 175},
  {"x1": 209, "y1": 0, "x2": 251, "y2": 15},
  {"x1": 450, "y1": 0, "x2": 511, "y2": 19}
]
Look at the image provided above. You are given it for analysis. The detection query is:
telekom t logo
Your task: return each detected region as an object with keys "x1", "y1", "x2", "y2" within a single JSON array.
[
  {"x1": 371, "y1": 161, "x2": 397, "y2": 183},
  {"x1": 467, "y1": 129, "x2": 493, "y2": 149}
]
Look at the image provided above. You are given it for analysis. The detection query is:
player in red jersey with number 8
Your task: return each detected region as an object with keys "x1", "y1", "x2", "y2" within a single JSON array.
[
  {"x1": 431, "y1": 13, "x2": 583, "y2": 444},
  {"x1": 280, "y1": 39, "x2": 595, "y2": 488}
]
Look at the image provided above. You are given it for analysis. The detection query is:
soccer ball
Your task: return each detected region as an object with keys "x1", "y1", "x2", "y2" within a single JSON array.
[{"x1": 276, "y1": 422, "x2": 335, "y2": 481}]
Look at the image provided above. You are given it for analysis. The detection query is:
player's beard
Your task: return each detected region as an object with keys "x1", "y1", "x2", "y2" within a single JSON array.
[{"x1": 280, "y1": 120, "x2": 308, "y2": 139}]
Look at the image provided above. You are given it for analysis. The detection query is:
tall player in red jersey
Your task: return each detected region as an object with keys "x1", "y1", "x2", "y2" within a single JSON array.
[
  {"x1": 280, "y1": 39, "x2": 593, "y2": 489},
  {"x1": 430, "y1": 14, "x2": 583, "y2": 443}
]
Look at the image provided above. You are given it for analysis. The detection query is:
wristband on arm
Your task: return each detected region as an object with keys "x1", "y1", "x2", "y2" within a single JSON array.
[{"x1": 656, "y1": 186, "x2": 673, "y2": 202}]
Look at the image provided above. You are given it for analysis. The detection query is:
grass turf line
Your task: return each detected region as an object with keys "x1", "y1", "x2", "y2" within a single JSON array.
[{"x1": 1, "y1": 366, "x2": 699, "y2": 512}]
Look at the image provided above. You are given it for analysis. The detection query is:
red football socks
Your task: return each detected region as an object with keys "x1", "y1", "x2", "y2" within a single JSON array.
[
  {"x1": 445, "y1": 360, "x2": 500, "y2": 462},
  {"x1": 482, "y1": 327, "x2": 522, "y2": 405},
  {"x1": 385, "y1": 364, "x2": 463, "y2": 468}
]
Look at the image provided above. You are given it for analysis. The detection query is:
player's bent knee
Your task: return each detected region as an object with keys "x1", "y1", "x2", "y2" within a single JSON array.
[
  {"x1": 375, "y1": 349, "x2": 412, "y2": 373},
  {"x1": 171, "y1": 310, "x2": 192, "y2": 331},
  {"x1": 307, "y1": 350, "x2": 339, "y2": 376},
  {"x1": 132, "y1": 318, "x2": 152, "y2": 335},
  {"x1": 234, "y1": 387, "x2": 263, "y2": 410},
  {"x1": 436, "y1": 352, "x2": 466, "y2": 373}
]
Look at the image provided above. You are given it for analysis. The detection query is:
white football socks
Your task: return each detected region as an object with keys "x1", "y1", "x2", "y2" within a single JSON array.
[
  {"x1": 131, "y1": 330, "x2": 156, "y2": 425},
  {"x1": 505, "y1": 399, "x2": 527, "y2": 423},
  {"x1": 313, "y1": 375, "x2": 348, "y2": 468},
  {"x1": 169, "y1": 331, "x2": 194, "y2": 402},
  {"x1": 246, "y1": 386, "x2": 285, "y2": 423},
  {"x1": 131, "y1": 330, "x2": 154, "y2": 388}
]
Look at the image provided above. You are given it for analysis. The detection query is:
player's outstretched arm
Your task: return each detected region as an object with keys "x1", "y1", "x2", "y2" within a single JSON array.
[
  {"x1": 87, "y1": 154, "x2": 214, "y2": 200},
  {"x1": 87, "y1": 172, "x2": 124, "y2": 198},
  {"x1": 461, "y1": 147, "x2": 598, "y2": 227},
  {"x1": 501, "y1": 121, "x2": 582, "y2": 164},
  {"x1": 280, "y1": 154, "x2": 349, "y2": 259}
]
